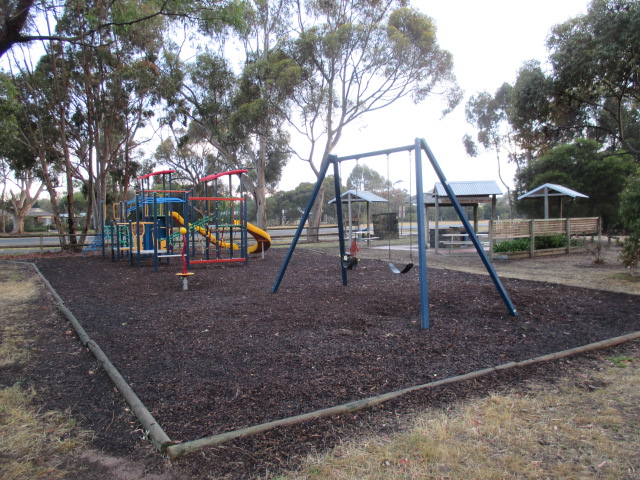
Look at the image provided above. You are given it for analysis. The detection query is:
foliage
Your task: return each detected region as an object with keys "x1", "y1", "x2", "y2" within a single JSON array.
[
  {"x1": 493, "y1": 235, "x2": 578, "y2": 253},
  {"x1": 0, "y1": 0, "x2": 248, "y2": 58},
  {"x1": 619, "y1": 172, "x2": 640, "y2": 234},
  {"x1": 289, "y1": 0, "x2": 460, "y2": 239},
  {"x1": 266, "y1": 175, "x2": 339, "y2": 225},
  {"x1": 547, "y1": 0, "x2": 640, "y2": 158},
  {"x1": 346, "y1": 164, "x2": 388, "y2": 193},
  {"x1": 619, "y1": 172, "x2": 640, "y2": 272},
  {"x1": 619, "y1": 235, "x2": 640, "y2": 273},
  {"x1": 463, "y1": 83, "x2": 516, "y2": 217},
  {"x1": 516, "y1": 139, "x2": 636, "y2": 230},
  {"x1": 507, "y1": 60, "x2": 556, "y2": 160}
]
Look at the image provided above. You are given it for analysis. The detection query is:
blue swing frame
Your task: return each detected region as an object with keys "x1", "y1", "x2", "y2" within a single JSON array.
[{"x1": 271, "y1": 138, "x2": 518, "y2": 329}]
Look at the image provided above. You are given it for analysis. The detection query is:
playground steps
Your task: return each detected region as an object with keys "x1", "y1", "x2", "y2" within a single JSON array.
[{"x1": 83, "y1": 226, "x2": 113, "y2": 255}]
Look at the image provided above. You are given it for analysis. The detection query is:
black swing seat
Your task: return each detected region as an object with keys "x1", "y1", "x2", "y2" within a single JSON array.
[
  {"x1": 388, "y1": 261, "x2": 413, "y2": 274},
  {"x1": 342, "y1": 254, "x2": 359, "y2": 270}
]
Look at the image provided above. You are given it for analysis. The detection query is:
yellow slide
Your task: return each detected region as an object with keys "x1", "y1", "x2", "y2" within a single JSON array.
[{"x1": 171, "y1": 212, "x2": 271, "y2": 254}]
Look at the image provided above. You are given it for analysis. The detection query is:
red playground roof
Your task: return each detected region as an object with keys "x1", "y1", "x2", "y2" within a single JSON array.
[
  {"x1": 137, "y1": 169, "x2": 176, "y2": 181},
  {"x1": 200, "y1": 169, "x2": 248, "y2": 183}
]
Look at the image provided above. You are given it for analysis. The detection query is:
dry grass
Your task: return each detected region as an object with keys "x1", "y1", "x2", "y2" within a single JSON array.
[
  {"x1": 0, "y1": 385, "x2": 89, "y2": 480},
  {"x1": 0, "y1": 265, "x2": 38, "y2": 367},
  {"x1": 0, "y1": 264, "x2": 89, "y2": 480},
  {"x1": 284, "y1": 351, "x2": 640, "y2": 480}
]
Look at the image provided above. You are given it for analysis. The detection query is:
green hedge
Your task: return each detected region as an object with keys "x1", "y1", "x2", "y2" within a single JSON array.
[{"x1": 494, "y1": 235, "x2": 579, "y2": 253}]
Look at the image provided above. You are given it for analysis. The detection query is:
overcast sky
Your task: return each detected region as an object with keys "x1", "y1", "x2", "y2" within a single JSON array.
[{"x1": 278, "y1": 0, "x2": 590, "y2": 193}]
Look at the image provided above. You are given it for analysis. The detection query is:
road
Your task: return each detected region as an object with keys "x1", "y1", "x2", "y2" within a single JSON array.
[{"x1": 0, "y1": 235, "x2": 95, "y2": 254}]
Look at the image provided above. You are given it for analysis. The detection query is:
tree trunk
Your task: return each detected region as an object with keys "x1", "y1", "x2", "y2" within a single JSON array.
[
  {"x1": 9, "y1": 177, "x2": 44, "y2": 234},
  {"x1": 255, "y1": 132, "x2": 268, "y2": 229},
  {"x1": 307, "y1": 184, "x2": 325, "y2": 242},
  {"x1": 10, "y1": 212, "x2": 25, "y2": 234}
]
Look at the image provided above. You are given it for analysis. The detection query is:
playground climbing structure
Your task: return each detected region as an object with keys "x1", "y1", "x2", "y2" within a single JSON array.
[{"x1": 87, "y1": 169, "x2": 271, "y2": 271}]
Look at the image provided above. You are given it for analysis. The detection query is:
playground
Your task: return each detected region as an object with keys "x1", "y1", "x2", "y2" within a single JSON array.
[{"x1": 25, "y1": 245, "x2": 640, "y2": 478}]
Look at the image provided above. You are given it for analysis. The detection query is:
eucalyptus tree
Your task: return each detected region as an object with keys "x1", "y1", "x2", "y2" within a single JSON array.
[
  {"x1": 346, "y1": 164, "x2": 388, "y2": 193},
  {"x1": 507, "y1": 61, "x2": 558, "y2": 162},
  {"x1": 159, "y1": 0, "x2": 300, "y2": 228},
  {"x1": 228, "y1": 0, "x2": 302, "y2": 228},
  {"x1": 0, "y1": 0, "x2": 248, "y2": 58},
  {"x1": 159, "y1": 49, "x2": 238, "y2": 183},
  {"x1": 8, "y1": 0, "x2": 171, "y2": 243},
  {"x1": 154, "y1": 123, "x2": 222, "y2": 194},
  {"x1": 463, "y1": 84, "x2": 516, "y2": 217},
  {"x1": 0, "y1": 70, "x2": 49, "y2": 234},
  {"x1": 547, "y1": 0, "x2": 640, "y2": 158},
  {"x1": 289, "y1": 0, "x2": 461, "y2": 240}
]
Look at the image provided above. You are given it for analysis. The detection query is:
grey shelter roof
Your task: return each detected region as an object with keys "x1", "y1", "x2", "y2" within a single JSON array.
[
  {"x1": 422, "y1": 180, "x2": 502, "y2": 206},
  {"x1": 518, "y1": 183, "x2": 589, "y2": 200},
  {"x1": 432, "y1": 180, "x2": 503, "y2": 197},
  {"x1": 328, "y1": 190, "x2": 388, "y2": 204}
]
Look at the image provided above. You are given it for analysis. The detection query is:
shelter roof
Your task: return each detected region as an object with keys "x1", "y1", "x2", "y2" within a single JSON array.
[
  {"x1": 328, "y1": 190, "x2": 388, "y2": 204},
  {"x1": 432, "y1": 180, "x2": 503, "y2": 197},
  {"x1": 518, "y1": 183, "x2": 588, "y2": 200},
  {"x1": 422, "y1": 180, "x2": 502, "y2": 206}
]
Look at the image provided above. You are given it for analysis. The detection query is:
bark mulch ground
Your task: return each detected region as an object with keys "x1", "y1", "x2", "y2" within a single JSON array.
[{"x1": 8, "y1": 248, "x2": 640, "y2": 478}]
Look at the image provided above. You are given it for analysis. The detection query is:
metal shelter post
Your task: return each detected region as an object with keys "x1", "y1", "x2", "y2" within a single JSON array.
[{"x1": 419, "y1": 139, "x2": 518, "y2": 317}]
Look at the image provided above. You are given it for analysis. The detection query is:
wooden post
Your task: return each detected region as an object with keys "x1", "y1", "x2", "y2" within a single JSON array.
[
  {"x1": 489, "y1": 219, "x2": 494, "y2": 260},
  {"x1": 529, "y1": 219, "x2": 535, "y2": 258},
  {"x1": 434, "y1": 197, "x2": 440, "y2": 255},
  {"x1": 166, "y1": 330, "x2": 640, "y2": 460},
  {"x1": 40, "y1": 234, "x2": 44, "y2": 254},
  {"x1": 473, "y1": 204, "x2": 478, "y2": 233},
  {"x1": 366, "y1": 202, "x2": 371, "y2": 246},
  {"x1": 598, "y1": 217, "x2": 602, "y2": 247},
  {"x1": 566, "y1": 217, "x2": 571, "y2": 253},
  {"x1": 426, "y1": 206, "x2": 430, "y2": 249}
]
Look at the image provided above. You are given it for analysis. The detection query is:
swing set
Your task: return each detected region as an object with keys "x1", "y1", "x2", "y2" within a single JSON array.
[{"x1": 272, "y1": 138, "x2": 518, "y2": 329}]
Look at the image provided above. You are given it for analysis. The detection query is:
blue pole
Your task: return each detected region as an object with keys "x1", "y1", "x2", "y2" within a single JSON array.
[
  {"x1": 332, "y1": 158, "x2": 348, "y2": 286},
  {"x1": 272, "y1": 154, "x2": 333, "y2": 293},
  {"x1": 153, "y1": 193, "x2": 159, "y2": 272},
  {"x1": 135, "y1": 191, "x2": 141, "y2": 267},
  {"x1": 419, "y1": 138, "x2": 518, "y2": 317},
  {"x1": 414, "y1": 139, "x2": 430, "y2": 329}
]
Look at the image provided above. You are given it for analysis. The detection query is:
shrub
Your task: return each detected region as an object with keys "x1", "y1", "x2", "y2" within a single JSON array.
[
  {"x1": 494, "y1": 235, "x2": 578, "y2": 253},
  {"x1": 619, "y1": 173, "x2": 640, "y2": 272},
  {"x1": 620, "y1": 234, "x2": 640, "y2": 274}
]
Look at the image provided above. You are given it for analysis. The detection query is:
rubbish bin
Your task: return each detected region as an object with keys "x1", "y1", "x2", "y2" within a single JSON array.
[{"x1": 373, "y1": 213, "x2": 398, "y2": 239}]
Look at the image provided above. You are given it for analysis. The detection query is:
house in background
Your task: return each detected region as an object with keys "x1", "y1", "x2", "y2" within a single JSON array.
[{"x1": 27, "y1": 207, "x2": 55, "y2": 226}]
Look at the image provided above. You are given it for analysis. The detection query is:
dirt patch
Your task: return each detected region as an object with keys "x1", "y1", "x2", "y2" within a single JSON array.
[
  {"x1": 3, "y1": 247, "x2": 632, "y2": 479},
  {"x1": 355, "y1": 243, "x2": 638, "y2": 295}
]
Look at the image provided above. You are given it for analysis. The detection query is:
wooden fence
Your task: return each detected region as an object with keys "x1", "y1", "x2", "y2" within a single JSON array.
[{"x1": 489, "y1": 217, "x2": 601, "y2": 259}]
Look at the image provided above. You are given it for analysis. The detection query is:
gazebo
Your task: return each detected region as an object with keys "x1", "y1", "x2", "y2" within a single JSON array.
[
  {"x1": 424, "y1": 180, "x2": 503, "y2": 252},
  {"x1": 518, "y1": 183, "x2": 588, "y2": 219},
  {"x1": 328, "y1": 190, "x2": 387, "y2": 243}
]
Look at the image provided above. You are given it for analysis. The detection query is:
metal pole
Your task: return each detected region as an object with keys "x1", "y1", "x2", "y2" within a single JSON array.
[
  {"x1": 414, "y1": 139, "x2": 429, "y2": 329},
  {"x1": 272, "y1": 154, "x2": 334, "y2": 293},
  {"x1": 153, "y1": 193, "x2": 159, "y2": 272},
  {"x1": 420, "y1": 139, "x2": 518, "y2": 317},
  {"x1": 333, "y1": 158, "x2": 348, "y2": 286}
]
